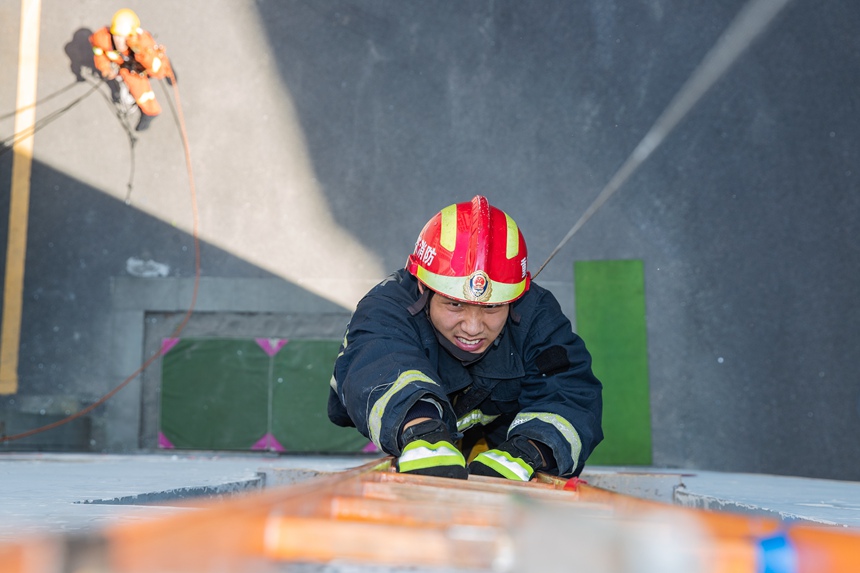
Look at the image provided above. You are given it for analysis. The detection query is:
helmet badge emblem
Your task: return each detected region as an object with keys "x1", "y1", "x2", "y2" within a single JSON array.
[{"x1": 464, "y1": 271, "x2": 492, "y2": 302}]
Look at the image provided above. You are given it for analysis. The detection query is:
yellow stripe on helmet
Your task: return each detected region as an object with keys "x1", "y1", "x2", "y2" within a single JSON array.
[
  {"x1": 439, "y1": 204, "x2": 458, "y2": 252},
  {"x1": 505, "y1": 213, "x2": 519, "y2": 259}
]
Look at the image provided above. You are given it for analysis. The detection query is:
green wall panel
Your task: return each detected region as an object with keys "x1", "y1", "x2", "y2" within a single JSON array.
[
  {"x1": 160, "y1": 338, "x2": 370, "y2": 453},
  {"x1": 272, "y1": 340, "x2": 374, "y2": 452},
  {"x1": 160, "y1": 339, "x2": 270, "y2": 450},
  {"x1": 574, "y1": 259, "x2": 653, "y2": 465}
]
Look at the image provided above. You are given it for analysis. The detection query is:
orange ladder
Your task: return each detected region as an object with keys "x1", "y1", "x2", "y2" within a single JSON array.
[{"x1": 2, "y1": 457, "x2": 859, "y2": 572}]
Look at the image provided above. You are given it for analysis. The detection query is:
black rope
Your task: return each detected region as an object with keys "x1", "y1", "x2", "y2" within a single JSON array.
[
  {"x1": 0, "y1": 82, "x2": 100, "y2": 153},
  {"x1": 0, "y1": 80, "x2": 82, "y2": 121},
  {"x1": 1, "y1": 75, "x2": 140, "y2": 201},
  {"x1": 87, "y1": 77, "x2": 139, "y2": 203}
]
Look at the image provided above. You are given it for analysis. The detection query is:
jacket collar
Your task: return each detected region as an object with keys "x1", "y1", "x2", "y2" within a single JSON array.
[{"x1": 401, "y1": 269, "x2": 525, "y2": 378}]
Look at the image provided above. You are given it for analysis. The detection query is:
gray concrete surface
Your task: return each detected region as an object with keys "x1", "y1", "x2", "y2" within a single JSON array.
[
  {"x1": 2, "y1": 0, "x2": 860, "y2": 483},
  {"x1": 0, "y1": 452, "x2": 375, "y2": 542},
  {"x1": 582, "y1": 467, "x2": 860, "y2": 527}
]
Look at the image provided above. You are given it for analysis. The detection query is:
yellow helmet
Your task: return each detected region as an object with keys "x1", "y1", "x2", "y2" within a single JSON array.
[{"x1": 110, "y1": 9, "x2": 140, "y2": 36}]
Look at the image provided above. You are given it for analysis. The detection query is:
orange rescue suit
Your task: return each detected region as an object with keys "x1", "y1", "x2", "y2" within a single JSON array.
[{"x1": 89, "y1": 26, "x2": 171, "y2": 117}]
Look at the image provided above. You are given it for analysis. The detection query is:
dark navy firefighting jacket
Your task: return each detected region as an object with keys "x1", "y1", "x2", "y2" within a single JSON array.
[{"x1": 328, "y1": 269, "x2": 603, "y2": 476}]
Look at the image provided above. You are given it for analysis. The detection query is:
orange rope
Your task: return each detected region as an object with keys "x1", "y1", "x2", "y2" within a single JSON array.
[{"x1": 0, "y1": 67, "x2": 199, "y2": 443}]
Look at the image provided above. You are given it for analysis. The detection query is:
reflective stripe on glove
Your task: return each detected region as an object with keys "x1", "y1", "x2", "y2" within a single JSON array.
[
  {"x1": 397, "y1": 419, "x2": 467, "y2": 479},
  {"x1": 468, "y1": 435, "x2": 544, "y2": 481}
]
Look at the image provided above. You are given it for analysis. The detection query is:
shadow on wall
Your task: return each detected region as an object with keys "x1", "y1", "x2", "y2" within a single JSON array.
[
  {"x1": 245, "y1": 1, "x2": 860, "y2": 481},
  {"x1": 0, "y1": 156, "x2": 351, "y2": 451},
  {"x1": 64, "y1": 27, "x2": 96, "y2": 82}
]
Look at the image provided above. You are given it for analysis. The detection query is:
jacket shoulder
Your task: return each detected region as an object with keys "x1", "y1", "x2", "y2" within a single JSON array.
[
  {"x1": 511, "y1": 281, "x2": 562, "y2": 319},
  {"x1": 132, "y1": 30, "x2": 158, "y2": 48},
  {"x1": 89, "y1": 27, "x2": 111, "y2": 47},
  {"x1": 360, "y1": 269, "x2": 419, "y2": 308}
]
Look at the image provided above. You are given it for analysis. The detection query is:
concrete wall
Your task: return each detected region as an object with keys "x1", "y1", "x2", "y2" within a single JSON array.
[{"x1": 2, "y1": 1, "x2": 859, "y2": 480}]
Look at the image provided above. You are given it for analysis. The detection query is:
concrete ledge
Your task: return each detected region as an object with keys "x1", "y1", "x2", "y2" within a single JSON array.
[
  {"x1": 580, "y1": 468, "x2": 688, "y2": 504},
  {"x1": 110, "y1": 277, "x2": 358, "y2": 313},
  {"x1": 584, "y1": 466, "x2": 860, "y2": 528}
]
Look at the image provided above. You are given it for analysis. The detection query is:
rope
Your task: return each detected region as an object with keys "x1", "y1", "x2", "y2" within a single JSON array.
[
  {"x1": 533, "y1": 0, "x2": 795, "y2": 279},
  {"x1": 0, "y1": 79, "x2": 81, "y2": 120},
  {"x1": 84, "y1": 76, "x2": 140, "y2": 203},
  {"x1": 0, "y1": 82, "x2": 99, "y2": 153},
  {"x1": 1, "y1": 65, "x2": 200, "y2": 444}
]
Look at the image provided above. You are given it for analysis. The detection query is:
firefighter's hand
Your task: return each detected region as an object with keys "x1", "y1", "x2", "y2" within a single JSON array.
[
  {"x1": 396, "y1": 419, "x2": 467, "y2": 479},
  {"x1": 468, "y1": 436, "x2": 544, "y2": 481},
  {"x1": 102, "y1": 64, "x2": 119, "y2": 81}
]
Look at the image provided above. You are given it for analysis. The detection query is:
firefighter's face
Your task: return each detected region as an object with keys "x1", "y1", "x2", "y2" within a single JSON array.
[
  {"x1": 112, "y1": 34, "x2": 129, "y2": 51},
  {"x1": 425, "y1": 289, "x2": 509, "y2": 354}
]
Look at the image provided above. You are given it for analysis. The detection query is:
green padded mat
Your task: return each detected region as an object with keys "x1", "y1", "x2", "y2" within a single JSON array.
[
  {"x1": 574, "y1": 259, "x2": 652, "y2": 465},
  {"x1": 159, "y1": 338, "x2": 371, "y2": 453}
]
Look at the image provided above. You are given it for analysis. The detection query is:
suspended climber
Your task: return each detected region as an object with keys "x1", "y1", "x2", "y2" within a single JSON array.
[
  {"x1": 329, "y1": 196, "x2": 604, "y2": 481},
  {"x1": 89, "y1": 9, "x2": 173, "y2": 132}
]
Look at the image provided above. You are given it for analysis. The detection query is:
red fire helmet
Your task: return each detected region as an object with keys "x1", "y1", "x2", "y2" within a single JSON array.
[{"x1": 406, "y1": 196, "x2": 530, "y2": 304}]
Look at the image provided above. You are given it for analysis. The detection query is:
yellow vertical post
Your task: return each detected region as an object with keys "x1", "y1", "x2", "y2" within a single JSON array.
[{"x1": 1, "y1": 0, "x2": 41, "y2": 394}]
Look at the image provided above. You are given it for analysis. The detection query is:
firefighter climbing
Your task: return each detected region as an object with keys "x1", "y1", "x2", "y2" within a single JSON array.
[{"x1": 89, "y1": 8, "x2": 174, "y2": 132}]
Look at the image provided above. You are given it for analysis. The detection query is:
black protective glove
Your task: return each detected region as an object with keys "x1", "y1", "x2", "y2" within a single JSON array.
[
  {"x1": 468, "y1": 435, "x2": 546, "y2": 481},
  {"x1": 396, "y1": 419, "x2": 467, "y2": 479}
]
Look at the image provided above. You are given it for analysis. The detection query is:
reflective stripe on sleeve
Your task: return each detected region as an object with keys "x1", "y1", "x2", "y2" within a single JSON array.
[
  {"x1": 138, "y1": 90, "x2": 156, "y2": 103},
  {"x1": 330, "y1": 330, "x2": 348, "y2": 394},
  {"x1": 92, "y1": 47, "x2": 104, "y2": 55},
  {"x1": 510, "y1": 412, "x2": 582, "y2": 470},
  {"x1": 456, "y1": 409, "x2": 499, "y2": 433},
  {"x1": 368, "y1": 370, "x2": 439, "y2": 448},
  {"x1": 336, "y1": 330, "x2": 348, "y2": 360},
  {"x1": 152, "y1": 57, "x2": 162, "y2": 72}
]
